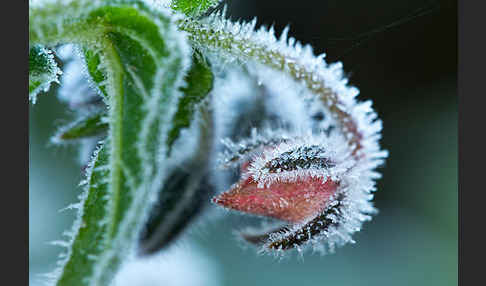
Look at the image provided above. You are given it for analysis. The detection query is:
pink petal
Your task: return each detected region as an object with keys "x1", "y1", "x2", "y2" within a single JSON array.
[{"x1": 213, "y1": 176, "x2": 339, "y2": 223}]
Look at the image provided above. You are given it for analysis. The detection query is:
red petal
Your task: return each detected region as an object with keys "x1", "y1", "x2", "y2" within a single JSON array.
[{"x1": 213, "y1": 176, "x2": 339, "y2": 223}]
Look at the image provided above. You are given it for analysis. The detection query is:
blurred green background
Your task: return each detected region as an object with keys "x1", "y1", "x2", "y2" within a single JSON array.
[{"x1": 29, "y1": 0, "x2": 457, "y2": 285}]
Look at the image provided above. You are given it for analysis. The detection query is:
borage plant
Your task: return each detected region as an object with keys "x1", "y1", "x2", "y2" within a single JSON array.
[{"x1": 29, "y1": 0, "x2": 388, "y2": 285}]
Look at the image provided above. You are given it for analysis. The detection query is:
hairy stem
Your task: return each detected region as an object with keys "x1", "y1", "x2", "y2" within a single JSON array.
[{"x1": 179, "y1": 16, "x2": 365, "y2": 158}]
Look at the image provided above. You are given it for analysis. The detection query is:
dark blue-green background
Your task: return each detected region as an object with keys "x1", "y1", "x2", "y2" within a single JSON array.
[{"x1": 29, "y1": 0, "x2": 457, "y2": 285}]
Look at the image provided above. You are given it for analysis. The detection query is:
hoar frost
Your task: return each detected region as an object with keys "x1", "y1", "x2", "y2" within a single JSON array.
[
  {"x1": 189, "y1": 7, "x2": 388, "y2": 255},
  {"x1": 30, "y1": 5, "x2": 389, "y2": 284}
]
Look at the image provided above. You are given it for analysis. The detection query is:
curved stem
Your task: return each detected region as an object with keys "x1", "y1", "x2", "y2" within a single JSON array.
[
  {"x1": 179, "y1": 16, "x2": 369, "y2": 159},
  {"x1": 179, "y1": 12, "x2": 387, "y2": 253}
]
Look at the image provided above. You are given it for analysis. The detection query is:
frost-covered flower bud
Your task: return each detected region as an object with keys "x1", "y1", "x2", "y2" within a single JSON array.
[
  {"x1": 215, "y1": 134, "x2": 342, "y2": 223},
  {"x1": 213, "y1": 129, "x2": 372, "y2": 254}
]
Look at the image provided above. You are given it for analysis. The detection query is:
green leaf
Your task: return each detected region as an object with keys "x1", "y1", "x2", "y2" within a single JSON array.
[
  {"x1": 138, "y1": 53, "x2": 214, "y2": 255},
  {"x1": 29, "y1": 45, "x2": 61, "y2": 103},
  {"x1": 140, "y1": 101, "x2": 213, "y2": 255},
  {"x1": 84, "y1": 49, "x2": 108, "y2": 98},
  {"x1": 53, "y1": 111, "x2": 109, "y2": 143},
  {"x1": 170, "y1": 0, "x2": 220, "y2": 16},
  {"x1": 58, "y1": 142, "x2": 110, "y2": 285},
  {"x1": 30, "y1": 1, "x2": 201, "y2": 285},
  {"x1": 167, "y1": 52, "x2": 213, "y2": 152}
]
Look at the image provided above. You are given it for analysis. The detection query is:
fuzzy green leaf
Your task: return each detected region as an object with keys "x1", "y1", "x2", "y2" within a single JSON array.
[
  {"x1": 53, "y1": 111, "x2": 108, "y2": 142},
  {"x1": 58, "y1": 142, "x2": 110, "y2": 285},
  {"x1": 140, "y1": 102, "x2": 213, "y2": 254},
  {"x1": 139, "y1": 53, "x2": 214, "y2": 255},
  {"x1": 170, "y1": 0, "x2": 220, "y2": 16},
  {"x1": 84, "y1": 49, "x2": 108, "y2": 98},
  {"x1": 167, "y1": 52, "x2": 213, "y2": 152},
  {"x1": 29, "y1": 45, "x2": 61, "y2": 103},
  {"x1": 30, "y1": 1, "x2": 196, "y2": 285}
]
